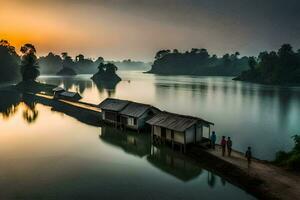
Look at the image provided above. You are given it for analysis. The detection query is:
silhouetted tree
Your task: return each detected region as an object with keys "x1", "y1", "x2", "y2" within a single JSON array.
[
  {"x1": 38, "y1": 52, "x2": 62, "y2": 74},
  {"x1": 248, "y1": 57, "x2": 257, "y2": 71},
  {"x1": 20, "y1": 43, "x2": 39, "y2": 82},
  {"x1": 0, "y1": 40, "x2": 20, "y2": 82},
  {"x1": 235, "y1": 44, "x2": 300, "y2": 84}
]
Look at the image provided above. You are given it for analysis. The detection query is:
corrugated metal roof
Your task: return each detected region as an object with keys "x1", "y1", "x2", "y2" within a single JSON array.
[
  {"x1": 146, "y1": 111, "x2": 213, "y2": 132},
  {"x1": 99, "y1": 98, "x2": 130, "y2": 112},
  {"x1": 60, "y1": 91, "x2": 81, "y2": 98},
  {"x1": 53, "y1": 87, "x2": 65, "y2": 92},
  {"x1": 120, "y1": 102, "x2": 158, "y2": 118}
]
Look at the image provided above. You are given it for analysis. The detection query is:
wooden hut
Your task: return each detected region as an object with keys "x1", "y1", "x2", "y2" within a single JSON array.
[
  {"x1": 119, "y1": 102, "x2": 160, "y2": 131},
  {"x1": 99, "y1": 98, "x2": 160, "y2": 131},
  {"x1": 53, "y1": 87, "x2": 65, "y2": 97},
  {"x1": 146, "y1": 111, "x2": 214, "y2": 152},
  {"x1": 99, "y1": 98, "x2": 130, "y2": 125},
  {"x1": 54, "y1": 91, "x2": 82, "y2": 101}
]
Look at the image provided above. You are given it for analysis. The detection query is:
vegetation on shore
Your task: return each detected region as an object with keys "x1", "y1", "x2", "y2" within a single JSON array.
[
  {"x1": 274, "y1": 135, "x2": 300, "y2": 170},
  {"x1": 234, "y1": 44, "x2": 300, "y2": 85},
  {"x1": 147, "y1": 48, "x2": 250, "y2": 76}
]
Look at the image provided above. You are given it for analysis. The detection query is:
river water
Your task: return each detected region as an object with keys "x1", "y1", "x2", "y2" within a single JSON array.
[
  {"x1": 40, "y1": 71, "x2": 300, "y2": 160},
  {"x1": 1, "y1": 70, "x2": 299, "y2": 199}
]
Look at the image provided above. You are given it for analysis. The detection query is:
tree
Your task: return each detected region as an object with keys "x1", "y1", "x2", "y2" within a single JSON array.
[
  {"x1": 75, "y1": 54, "x2": 84, "y2": 62},
  {"x1": 20, "y1": 44, "x2": 39, "y2": 82},
  {"x1": 248, "y1": 57, "x2": 257, "y2": 71},
  {"x1": 155, "y1": 49, "x2": 170, "y2": 60},
  {"x1": 173, "y1": 49, "x2": 179, "y2": 54},
  {"x1": 0, "y1": 40, "x2": 20, "y2": 82},
  {"x1": 61, "y1": 52, "x2": 74, "y2": 68},
  {"x1": 222, "y1": 54, "x2": 231, "y2": 67}
]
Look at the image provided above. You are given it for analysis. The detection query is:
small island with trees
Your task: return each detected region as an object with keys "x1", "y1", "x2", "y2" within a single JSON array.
[{"x1": 91, "y1": 62, "x2": 121, "y2": 85}]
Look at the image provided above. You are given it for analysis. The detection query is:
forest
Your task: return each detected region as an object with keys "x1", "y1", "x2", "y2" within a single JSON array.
[
  {"x1": 234, "y1": 44, "x2": 300, "y2": 84},
  {"x1": 147, "y1": 48, "x2": 250, "y2": 76}
]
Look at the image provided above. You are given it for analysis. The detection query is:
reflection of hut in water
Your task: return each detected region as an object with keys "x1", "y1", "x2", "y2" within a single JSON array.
[
  {"x1": 99, "y1": 126, "x2": 150, "y2": 157},
  {"x1": 147, "y1": 146, "x2": 202, "y2": 182}
]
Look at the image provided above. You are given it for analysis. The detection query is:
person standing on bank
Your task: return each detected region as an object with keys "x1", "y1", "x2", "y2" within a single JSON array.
[
  {"x1": 211, "y1": 131, "x2": 216, "y2": 149},
  {"x1": 227, "y1": 137, "x2": 232, "y2": 156},
  {"x1": 221, "y1": 136, "x2": 226, "y2": 156},
  {"x1": 245, "y1": 146, "x2": 252, "y2": 167}
]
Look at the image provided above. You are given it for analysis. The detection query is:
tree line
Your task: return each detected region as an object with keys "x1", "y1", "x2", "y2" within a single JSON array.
[
  {"x1": 148, "y1": 48, "x2": 250, "y2": 76},
  {"x1": 0, "y1": 40, "x2": 105, "y2": 83},
  {"x1": 234, "y1": 44, "x2": 300, "y2": 84}
]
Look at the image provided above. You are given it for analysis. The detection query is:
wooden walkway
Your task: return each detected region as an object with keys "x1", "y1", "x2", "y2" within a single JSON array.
[
  {"x1": 204, "y1": 145, "x2": 300, "y2": 200},
  {"x1": 34, "y1": 93, "x2": 101, "y2": 113}
]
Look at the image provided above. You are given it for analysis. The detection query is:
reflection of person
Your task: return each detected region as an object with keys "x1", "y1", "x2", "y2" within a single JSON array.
[
  {"x1": 210, "y1": 131, "x2": 216, "y2": 149},
  {"x1": 221, "y1": 136, "x2": 226, "y2": 156},
  {"x1": 245, "y1": 146, "x2": 252, "y2": 167},
  {"x1": 227, "y1": 137, "x2": 232, "y2": 156}
]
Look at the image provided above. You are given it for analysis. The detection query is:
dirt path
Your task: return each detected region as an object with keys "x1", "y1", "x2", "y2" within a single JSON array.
[{"x1": 206, "y1": 146, "x2": 300, "y2": 200}]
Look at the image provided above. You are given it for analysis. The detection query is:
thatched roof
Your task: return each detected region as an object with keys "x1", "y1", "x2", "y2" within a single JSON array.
[
  {"x1": 146, "y1": 111, "x2": 213, "y2": 132},
  {"x1": 99, "y1": 98, "x2": 130, "y2": 112}
]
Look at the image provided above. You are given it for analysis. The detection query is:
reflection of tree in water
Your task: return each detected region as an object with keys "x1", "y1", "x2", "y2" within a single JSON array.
[
  {"x1": 0, "y1": 90, "x2": 21, "y2": 119},
  {"x1": 0, "y1": 91, "x2": 39, "y2": 123},
  {"x1": 22, "y1": 95, "x2": 38, "y2": 124},
  {"x1": 93, "y1": 81, "x2": 118, "y2": 98}
]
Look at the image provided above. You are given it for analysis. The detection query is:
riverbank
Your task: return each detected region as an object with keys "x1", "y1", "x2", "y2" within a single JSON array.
[{"x1": 188, "y1": 145, "x2": 300, "y2": 200}]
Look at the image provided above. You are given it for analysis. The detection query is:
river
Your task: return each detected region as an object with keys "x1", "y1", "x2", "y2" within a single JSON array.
[{"x1": 1, "y1": 70, "x2": 299, "y2": 199}]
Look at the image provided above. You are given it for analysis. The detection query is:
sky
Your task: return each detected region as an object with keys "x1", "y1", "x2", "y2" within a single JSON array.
[{"x1": 1, "y1": 0, "x2": 300, "y2": 61}]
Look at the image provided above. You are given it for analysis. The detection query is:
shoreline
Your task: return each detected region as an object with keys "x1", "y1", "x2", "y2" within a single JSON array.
[{"x1": 187, "y1": 145, "x2": 300, "y2": 200}]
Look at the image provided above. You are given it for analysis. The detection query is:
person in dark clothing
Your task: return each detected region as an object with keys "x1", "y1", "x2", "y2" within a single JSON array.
[
  {"x1": 221, "y1": 136, "x2": 226, "y2": 156},
  {"x1": 227, "y1": 137, "x2": 232, "y2": 156},
  {"x1": 245, "y1": 146, "x2": 252, "y2": 166},
  {"x1": 211, "y1": 131, "x2": 216, "y2": 149}
]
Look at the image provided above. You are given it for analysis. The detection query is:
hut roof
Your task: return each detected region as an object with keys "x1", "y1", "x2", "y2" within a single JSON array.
[
  {"x1": 60, "y1": 91, "x2": 82, "y2": 98},
  {"x1": 53, "y1": 87, "x2": 65, "y2": 92},
  {"x1": 146, "y1": 111, "x2": 214, "y2": 132},
  {"x1": 120, "y1": 102, "x2": 159, "y2": 118},
  {"x1": 99, "y1": 98, "x2": 130, "y2": 112}
]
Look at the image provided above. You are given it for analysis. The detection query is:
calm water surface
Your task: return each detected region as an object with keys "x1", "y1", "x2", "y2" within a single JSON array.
[
  {"x1": 0, "y1": 99, "x2": 254, "y2": 199},
  {"x1": 39, "y1": 71, "x2": 300, "y2": 160},
  {"x1": 1, "y1": 71, "x2": 299, "y2": 199}
]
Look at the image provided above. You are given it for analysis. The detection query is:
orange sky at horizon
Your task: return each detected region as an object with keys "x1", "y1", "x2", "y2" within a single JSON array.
[
  {"x1": 0, "y1": 1, "x2": 132, "y2": 59},
  {"x1": 2, "y1": 0, "x2": 300, "y2": 61}
]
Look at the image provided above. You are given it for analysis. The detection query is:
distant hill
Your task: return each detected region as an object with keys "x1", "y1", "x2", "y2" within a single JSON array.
[{"x1": 147, "y1": 49, "x2": 250, "y2": 76}]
